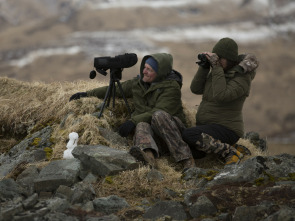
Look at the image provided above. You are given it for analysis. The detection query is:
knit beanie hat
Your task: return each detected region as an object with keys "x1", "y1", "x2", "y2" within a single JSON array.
[
  {"x1": 145, "y1": 57, "x2": 158, "y2": 73},
  {"x1": 212, "y1": 37, "x2": 238, "y2": 62}
]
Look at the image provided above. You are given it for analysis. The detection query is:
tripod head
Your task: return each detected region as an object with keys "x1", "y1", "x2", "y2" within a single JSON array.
[
  {"x1": 89, "y1": 53, "x2": 137, "y2": 80},
  {"x1": 88, "y1": 53, "x2": 138, "y2": 118}
]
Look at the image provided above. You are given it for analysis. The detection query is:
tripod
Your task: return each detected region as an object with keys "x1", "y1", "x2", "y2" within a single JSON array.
[{"x1": 97, "y1": 68, "x2": 132, "y2": 118}]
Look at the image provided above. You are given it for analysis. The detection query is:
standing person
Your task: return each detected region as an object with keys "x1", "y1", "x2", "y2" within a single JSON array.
[
  {"x1": 70, "y1": 53, "x2": 195, "y2": 170},
  {"x1": 182, "y1": 37, "x2": 259, "y2": 165}
]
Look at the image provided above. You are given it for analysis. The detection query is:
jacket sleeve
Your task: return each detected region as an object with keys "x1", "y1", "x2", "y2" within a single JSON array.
[
  {"x1": 131, "y1": 82, "x2": 182, "y2": 124},
  {"x1": 211, "y1": 66, "x2": 251, "y2": 103},
  {"x1": 190, "y1": 67, "x2": 210, "y2": 94},
  {"x1": 86, "y1": 78, "x2": 135, "y2": 99}
]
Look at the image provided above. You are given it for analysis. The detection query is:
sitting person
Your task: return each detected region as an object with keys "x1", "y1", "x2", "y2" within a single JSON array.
[
  {"x1": 70, "y1": 53, "x2": 195, "y2": 170},
  {"x1": 182, "y1": 37, "x2": 259, "y2": 165}
]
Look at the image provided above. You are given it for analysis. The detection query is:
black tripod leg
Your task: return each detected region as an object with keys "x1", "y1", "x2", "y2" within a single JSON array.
[
  {"x1": 98, "y1": 79, "x2": 113, "y2": 118},
  {"x1": 112, "y1": 81, "x2": 116, "y2": 108},
  {"x1": 116, "y1": 80, "x2": 132, "y2": 117},
  {"x1": 106, "y1": 81, "x2": 114, "y2": 107}
]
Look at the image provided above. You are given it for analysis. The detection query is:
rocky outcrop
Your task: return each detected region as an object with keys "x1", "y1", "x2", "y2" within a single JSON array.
[{"x1": 0, "y1": 126, "x2": 294, "y2": 220}]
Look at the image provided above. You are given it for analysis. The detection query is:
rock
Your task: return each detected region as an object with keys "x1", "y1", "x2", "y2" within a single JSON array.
[
  {"x1": 218, "y1": 213, "x2": 232, "y2": 221},
  {"x1": 42, "y1": 212, "x2": 79, "y2": 221},
  {"x1": 209, "y1": 154, "x2": 295, "y2": 186},
  {"x1": 98, "y1": 127, "x2": 128, "y2": 146},
  {"x1": 182, "y1": 167, "x2": 212, "y2": 181},
  {"x1": 9, "y1": 126, "x2": 53, "y2": 156},
  {"x1": 0, "y1": 202, "x2": 23, "y2": 221},
  {"x1": 33, "y1": 158, "x2": 81, "y2": 193},
  {"x1": 244, "y1": 131, "x2": 267, "y2": 151},
  {"x1": 82, "y1": 172, "x2": 98, "y2": 183},
  {"x1": 86, "y1": 214, "x2": 120, "y2": 221},
  {"x1": 184, "y1": 189, "x2": 204, "y2": 206},
  {"x1": 146, "y1": 169, "x2": 164, "y2": 181},
  {"x1": 189, "y1": 195, "x2": 217, "y2": 218},
  {"x1": 55, "y1": 185, "x2": 74, "y2": 201},
  {"x1": 81, "y1": 201, "x2": 94, "y2": 212},
  {"x1": 72, "y1": 145, "x2": 139, "y2": 176},
  {"x1": 93, "y1": 195, "x2": 129, "y2": 215},
  {"x1": 46, "y1": 197, "x2": 71, "y2": 212},
  {"x1": 0, "y1": 178, "x2": 28, "y2": 200},
  {"x1": 22, "y1": 193, "x2": 38, "y2": 209},
  {"x1": 16, "y1": 165, "x2": 40, "y2": 194},
  {"x1": 70, "y1": 182, "x2": 96, "y2": 204},
  {"x1": 232, "y1": 202, "x2": 279, "y2": 221},
  {"x1": 0, "y1": 126, "x2": 52, "y2": 179},
  {"x1": 143, "y1": 201, "x2": 187, "y2": 220},
  {"x1": 264, "y1": 206, "x2": 295, "y2": 221}
]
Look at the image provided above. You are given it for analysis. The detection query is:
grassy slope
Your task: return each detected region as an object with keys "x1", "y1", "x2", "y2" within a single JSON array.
[
  {"x1": 0, "y1": 77, "x2": 269, "y2": 207},
  {"x1": 0, "y1": 3, "x2": 294, "y2": 141}
]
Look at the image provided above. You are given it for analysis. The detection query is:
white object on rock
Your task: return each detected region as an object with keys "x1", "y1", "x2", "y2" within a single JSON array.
[{"x1": 63, "y1": 132, "x2": 79, "y2": 159}]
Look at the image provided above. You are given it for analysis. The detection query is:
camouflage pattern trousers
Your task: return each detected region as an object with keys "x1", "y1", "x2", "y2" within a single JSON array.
[{"x1": 133, "y1": 110, "x2": 193, "y2": 162}]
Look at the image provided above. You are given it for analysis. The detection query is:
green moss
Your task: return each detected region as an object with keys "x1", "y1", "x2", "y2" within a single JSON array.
[
  {"x1": 288, "y1": 173, "x2": 295, "y2": 181},
  {"x1": 256, "y1": 172, "x2": 295, "y2": 185},
  {"x1": 255, "y1": 171, "x2": 276, "y2": 186},
  {"x1": 49, "y1": 137, "x2": 55, "y2": 144},
  {"x1": 31, "y1": 137, "x2": 41, "y2": 146},
  {"x1": 105, "y1": 176, "x2": 114, "y2": 184},
  {"x1": 44, "y1": 147, "x2": 53, "y2": 159},
  {"x1": 255, "y1": 177, "x2": 265, "y2": 186},
  {"x1": 198, "y1": 170, "x2": 219, "y2": 181},
  {"x1": 264, "y1": 171, "x2": 275, "y2": 182}
]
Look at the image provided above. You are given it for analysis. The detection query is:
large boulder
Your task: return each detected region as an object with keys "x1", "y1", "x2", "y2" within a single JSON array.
[
  {"x1": 72, "y1": 145, "x2": 139, "y2": 176},
  {"x1": 34, "y1": 158, "x2": 81, "y2": 193},
  {"x1": 209, "y1": 154, "x2": 295, "y2": 186}
]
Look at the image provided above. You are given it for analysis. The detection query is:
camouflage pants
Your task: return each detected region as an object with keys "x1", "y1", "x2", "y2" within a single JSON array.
[
  {"x1": 197, "y1": 133, "x2": 240, "y2": 158},
  {"x1": 133, "y1": 110, "x2": 193, "y2": 162}
]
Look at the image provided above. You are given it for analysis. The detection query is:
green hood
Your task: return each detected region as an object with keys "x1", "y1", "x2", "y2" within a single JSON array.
[{"x1": 140, "y1": 53, "x2": 173, "y2": 82}]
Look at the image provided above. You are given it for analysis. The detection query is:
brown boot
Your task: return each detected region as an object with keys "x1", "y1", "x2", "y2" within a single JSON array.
[
  {"x1": 224, "y1": 150, "x2": 243, "y2": 165},
  {"x1": 129, "y1": 146, "x2": 156, "y2": 168},
  {"x1": 181, "y1": 157, "x2": 196, "y2": 172},
  {"x1": 232, "y1": 144, "x2": 251, "y2": 156}
]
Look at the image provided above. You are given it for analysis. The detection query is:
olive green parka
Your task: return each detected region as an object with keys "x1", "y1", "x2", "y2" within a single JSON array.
[
  {"x1": 86, "y1": 53, "x2": 186, "y2": 125},
  {"x1": 190, "y1": 56, "x2": 256, "y2": 138}
]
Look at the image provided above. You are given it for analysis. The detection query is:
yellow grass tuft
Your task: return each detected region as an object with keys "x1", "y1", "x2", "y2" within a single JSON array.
[{"x1": 95, "y1": 158, "x2": 194, "y2": 206}]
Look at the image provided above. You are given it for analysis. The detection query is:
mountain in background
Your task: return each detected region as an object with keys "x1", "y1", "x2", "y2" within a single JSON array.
[{"x1": 0, "y1": 0, "x2": 295, "y2": 144}]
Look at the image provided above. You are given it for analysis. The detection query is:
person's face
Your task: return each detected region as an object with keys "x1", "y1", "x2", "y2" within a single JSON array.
[
  {"x1": 142, "y1": 63, "x2": 157, "y2": 83},
  {"x1": 220, "y1": 58, "x2": 228, "y2": 70}
]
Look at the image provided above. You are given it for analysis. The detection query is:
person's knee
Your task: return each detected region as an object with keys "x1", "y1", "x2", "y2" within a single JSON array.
[
  {"x1": 151, "y1": 110, "x2": 170, "y2": 125},
  {"x1": 136, "y1": 122, "x2": 150, "y2": 130}
]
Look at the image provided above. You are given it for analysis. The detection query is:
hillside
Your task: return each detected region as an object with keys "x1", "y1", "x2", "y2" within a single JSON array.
[
  {"x1": 0, "y1": 77, "x2": 294, "y2": 220},
  {"x1": 0, "y1": 0, "x2": 295, "y2": 145}
]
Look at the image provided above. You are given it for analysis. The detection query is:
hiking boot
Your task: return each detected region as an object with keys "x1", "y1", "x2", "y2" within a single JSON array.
[
  {"x1": 232, "y1": 144, "x2": 251, "y2": 156},
  {"x1": 129, "y1": 146, "x2": 156, "y2": 168},
  {"x1": 225, "y1": 150, "x2": 244, "y2": 165},
  {"x1": 181, "y1": 157, "x2": 196, "y2": 172}
]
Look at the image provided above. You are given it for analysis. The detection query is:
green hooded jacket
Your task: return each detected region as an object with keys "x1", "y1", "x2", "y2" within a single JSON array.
[
  {"x1": 190, "y1": 56, "x2": 256, "y2": 138},
  {"x1": 86, "y1": 53, "x2": 186, "y2": 125}
]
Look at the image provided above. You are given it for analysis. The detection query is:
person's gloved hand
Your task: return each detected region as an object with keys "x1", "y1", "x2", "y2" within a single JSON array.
[
  {"x1": 239, "y1": 53, "x2": 259, "y2": 73},
  {"x1": 118, "y1": 120, "x2": 136, "y2": 137},
  {"x1": 69, "y1": 92, "x2": 87, "y2": 101},
  {"x1": 207, "y1": 53, "x2": 220, "y2": 67}
]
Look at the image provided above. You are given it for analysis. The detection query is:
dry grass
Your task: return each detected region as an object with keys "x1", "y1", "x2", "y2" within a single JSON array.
[
  {"x1": 0, "y1": 76, "x2": 269, "y2": 158},
  {"x1": 0, "y1": 77, "x2": 271, "y2": 205},
  {"x1": 0, "y1": 77, "x2": 130, "y2": 157},
  {"x1": 95, "y1": 139, "x2": 269, "y2": 206},
  {"x1": 95, "y1": 158, "x2": 193, "y2": 207}
]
